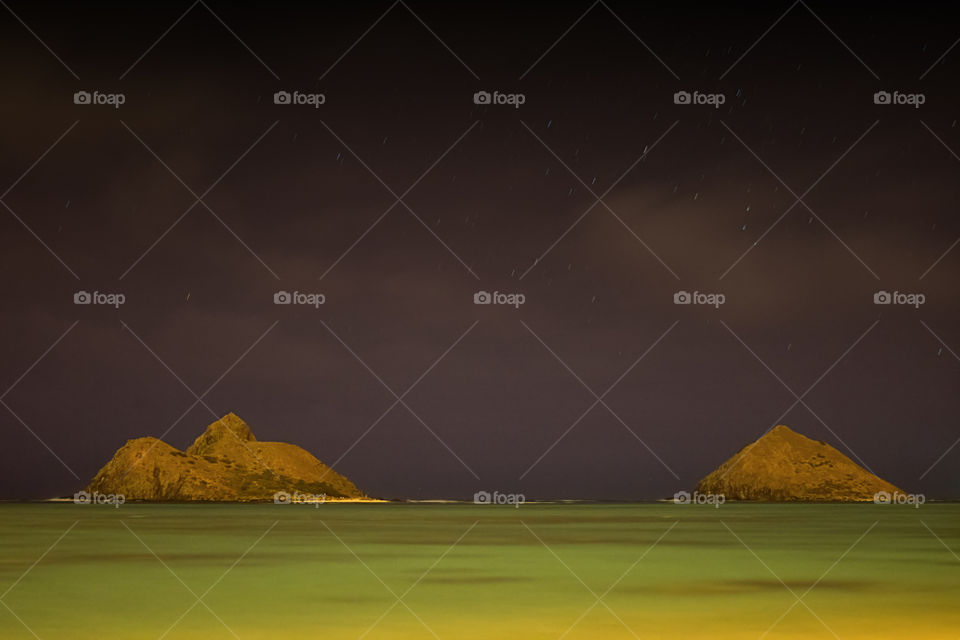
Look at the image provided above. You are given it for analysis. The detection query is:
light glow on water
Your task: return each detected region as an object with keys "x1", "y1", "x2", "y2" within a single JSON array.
[{"x1": 0, "y1": 503, "x2": 957, "y2": 639}]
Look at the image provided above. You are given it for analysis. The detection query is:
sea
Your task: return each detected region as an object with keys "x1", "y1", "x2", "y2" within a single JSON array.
[{"x1": 0, "y1": 502, "x2": 957, "y2": 638}]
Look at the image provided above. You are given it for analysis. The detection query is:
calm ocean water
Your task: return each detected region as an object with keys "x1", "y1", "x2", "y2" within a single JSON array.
[{"x1": 0, "y1": 503, "x2": 957, "y2": 638}]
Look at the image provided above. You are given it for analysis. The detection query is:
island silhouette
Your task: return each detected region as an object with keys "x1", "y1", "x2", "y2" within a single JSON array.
[{"x1": 83, "y1": 413, "x2": 366, "y2": 501}]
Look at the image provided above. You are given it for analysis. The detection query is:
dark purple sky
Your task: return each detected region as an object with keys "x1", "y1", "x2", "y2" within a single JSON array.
[{"x1": 1, "y1": 1, "x2": 958, "y2": 500}]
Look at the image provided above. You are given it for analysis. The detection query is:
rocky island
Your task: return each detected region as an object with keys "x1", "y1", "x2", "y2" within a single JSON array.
[
  {"x1": 83, "y1": 413, "x2": 368, "y2": 501},
  {"x1": 695, "y1": 425, "x2": 905, "y2": 501}
]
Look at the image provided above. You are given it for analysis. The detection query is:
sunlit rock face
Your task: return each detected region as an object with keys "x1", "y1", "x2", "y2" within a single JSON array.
[
  {"x1": 696, "y1": 425, "x2": 904, "y2": 502},
  {"x1": 85, "y1": 413, "x2": 366, "y2": 501}
]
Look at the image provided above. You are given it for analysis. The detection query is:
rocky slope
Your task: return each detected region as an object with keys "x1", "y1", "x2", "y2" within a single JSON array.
[
  {"x1": 85, "y1": 413, "x2": 366, "y2": 501},
  {"x1": 695, "y1": 425, "x2": 904, "y2": 501}
]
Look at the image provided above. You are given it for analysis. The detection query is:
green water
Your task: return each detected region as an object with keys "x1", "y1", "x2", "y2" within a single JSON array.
[{"x1": 0, "y1": 503, "x2": 957, "y2": 639}]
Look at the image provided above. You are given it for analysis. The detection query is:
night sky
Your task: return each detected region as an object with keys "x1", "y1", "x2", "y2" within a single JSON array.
[{"x1": 1, "y1": 1, "x2": 958, "y2": 501}]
